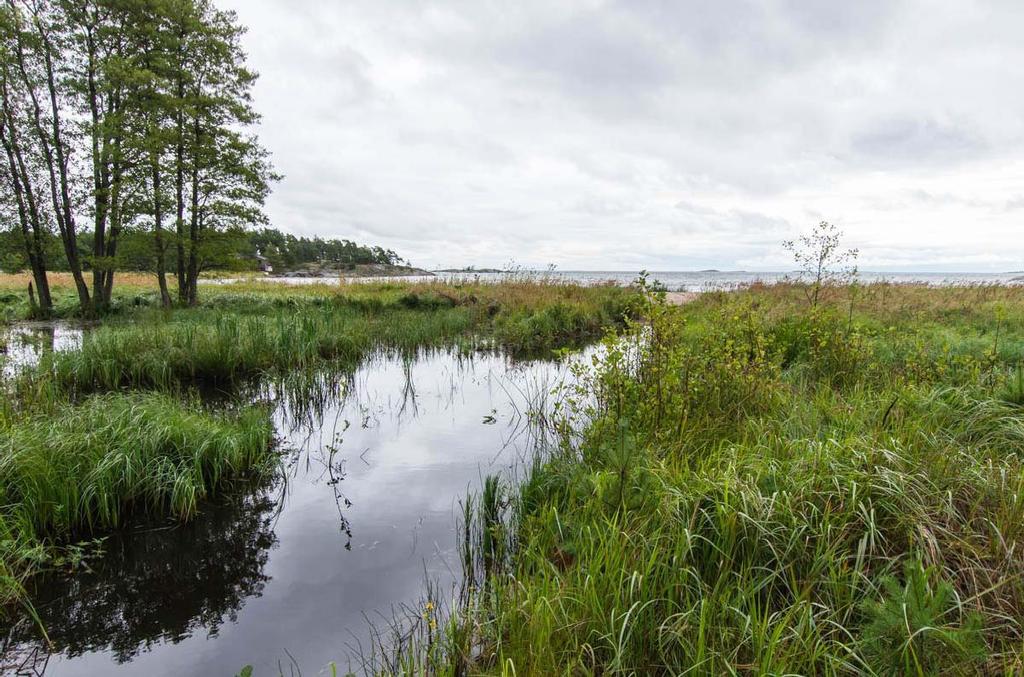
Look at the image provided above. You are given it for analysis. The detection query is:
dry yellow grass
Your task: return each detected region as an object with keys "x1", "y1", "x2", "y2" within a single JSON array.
[
  {"x1": 697, "y1": 280, "x2": 1024, "y2": 325},
  {"x1": 665, "y1": 291, "x2": 699, "y2": 305},
  {"x1": 0, "y1": 272, "x2": 160, "y2": 292}
]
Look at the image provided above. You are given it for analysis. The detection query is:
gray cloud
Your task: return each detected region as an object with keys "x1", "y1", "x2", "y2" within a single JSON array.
[
  {"x1": 222, "y1": 0, "x2": 1024, "y2": 271},
  {"x1": 850, "y1": 117, "x2": 987, "y2": 166}
]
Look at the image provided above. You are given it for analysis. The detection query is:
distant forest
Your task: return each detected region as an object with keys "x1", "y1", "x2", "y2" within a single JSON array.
[
  {"x1": 0, "y1": 226, "x2": 406, "y2": 274},
  {"x1": 248, "y1": 228, "x2": 405, "y2": 270}
]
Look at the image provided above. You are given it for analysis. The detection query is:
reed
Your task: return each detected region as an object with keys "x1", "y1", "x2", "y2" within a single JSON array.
[
  {"x1": 9, "y1": 282, "x2": 632, "y2": 400},
  {"x1": 21, "y1": 308, "x2": 472, "y2": 396}
]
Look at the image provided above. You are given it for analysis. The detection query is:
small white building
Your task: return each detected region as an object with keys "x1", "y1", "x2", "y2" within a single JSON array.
[{"x1": 254, "y1": 254, "x2": 273, "y2": 273}]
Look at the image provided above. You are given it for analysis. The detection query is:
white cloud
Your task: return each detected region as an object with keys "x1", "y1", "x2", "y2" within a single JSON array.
[{"x1": 222, "y1": 0, "x2": 1024, "y2": 271}]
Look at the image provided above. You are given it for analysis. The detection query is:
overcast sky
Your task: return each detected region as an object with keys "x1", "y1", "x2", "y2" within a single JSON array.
[{"x1": 220, "y1": 0, "x2": 1024, "y2": 271}]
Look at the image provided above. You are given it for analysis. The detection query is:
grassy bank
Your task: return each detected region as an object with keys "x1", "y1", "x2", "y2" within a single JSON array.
[
  {"x1": 399, "y1": 282, "x2": 1024, "y2": 675},
  {"x1": 0, "y1": 393, "x2": 273, "y2": 610},
  {"x1": 0, "y1": 272, "x2": 162, "y2": 320},
  {"x1": 9, "y1": 277, "x2": 633, "y2": 403}
]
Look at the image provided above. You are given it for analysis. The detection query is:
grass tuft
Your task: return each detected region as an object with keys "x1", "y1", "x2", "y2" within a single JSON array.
[{"x1": 0, "y1": 393, "x2": 274, "y2": 610}]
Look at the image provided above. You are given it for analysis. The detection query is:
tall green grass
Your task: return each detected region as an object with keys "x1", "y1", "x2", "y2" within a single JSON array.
[
  {"x1": 0, "y1": 393, "x2": 273, "y2": 611},
  {"x1": 388, "y1": 283, "x2": 1024, "y2": 675},
  {"x1": 1, "y1": 393, "x2": 273, "y2": 533},
  {"x1": 25, "y1": 309, "x2": 473, "y2": 396},
  {"x1": 12, "y1": 282, "x2": 634, "y2": 400}
]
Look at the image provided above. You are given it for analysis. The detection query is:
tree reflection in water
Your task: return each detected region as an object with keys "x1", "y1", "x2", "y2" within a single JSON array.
[{"x1": 3, "y1": 477, "x2": 281, "y2": 665}]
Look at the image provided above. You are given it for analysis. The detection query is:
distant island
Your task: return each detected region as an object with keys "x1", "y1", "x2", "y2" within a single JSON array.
[
  {"x1": 277, "y1": 262, "x2": 434, "y2": 278},
  {"x1": 247, "y1": 228, "x2": 433, "y2": 278},
  {"x1": 434, "y1": 267, "x2": 506, "y2": 273}
]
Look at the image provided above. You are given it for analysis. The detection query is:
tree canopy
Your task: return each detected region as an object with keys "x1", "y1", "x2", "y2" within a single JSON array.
[
  {"x1": 0, "y1": 224, "x2": 408, "y2": 274},
  {"x1": 247, "y1": 228, "x2": 404, "y2": 271},
  {"x1": 0, "y1": 0, "x2": 276, "y2": 314}
]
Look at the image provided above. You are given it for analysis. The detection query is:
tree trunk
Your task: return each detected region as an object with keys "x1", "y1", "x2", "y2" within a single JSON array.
[
  {"x1": 11, "y1": 4, "x2": 90, "y2": 313},
  {"x1": 0, "y1": 70, "x2": 52, "y2": 316},
  {"x1": 151, "y1": 155, "x2": 172, "y2": 308},
  {"x1": 187, "y1": 218, "x2": 199, "y2": 305},
  {"x1": 84, "y1": 15, "x2": 110, "y2": 310},
  {"x1": 1, "y1": 130, "x2": 52, "y2": 315},
  {"x1": 175, "y1": 74, "x2": 187, "y2": 303},
  {"x1": 34, "y1": 12, "x2": 90, "y2": 313},
  {"x1": 186, "y1": 115, "x2": 201, "y2": 305},
  {"x1": 102, "y1": 148, "x2": 123, "y2": 306}
]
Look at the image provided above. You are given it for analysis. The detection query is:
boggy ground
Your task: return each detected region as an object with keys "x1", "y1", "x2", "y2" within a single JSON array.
[
  {"x1": 390, "y1": 281, "x2": 1024, "y2": 676},
  {"x1": 0, "y1": 274, "x2": 636, "y2": 624}
]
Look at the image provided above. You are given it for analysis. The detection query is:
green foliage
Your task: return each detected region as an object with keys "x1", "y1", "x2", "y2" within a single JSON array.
[
  {"x1": 783, "y1": 221, "x2": 859, "y2": 307},
  {"x1": 0, "y1": 0, "x2": 275, "y2": 312},
  {"x1": 999, "y1": 364, "x2": 1024, "y2": 406},
  {"x1": 770, "y1": 307, "x2": 869, "y2": 387},
  {"x1": 493, "y1": 300, "x2": 611, "y2": 354},
  {"x1": 248, "y1": 227, "x2": 404, "y2": 271},
  {"x1": 860, "y1": 560, "x2": 986, "y2": 675},
  {"x1": 102, "y1": 226, "x2": 256, "y2": 275},
  {"x1": 392, "y1": 282, "x2": 1024, "y2": 675}
]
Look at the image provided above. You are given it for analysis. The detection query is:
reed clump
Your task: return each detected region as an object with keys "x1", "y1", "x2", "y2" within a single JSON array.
[
  {"x1": 25, "y1": 308, "x2": 474, "y2": 396},
  {"x1": 397, "y1": 282, "x2": 1024, "y2": 675},
  {"x1": 0, "y1": 393, "x2": 274, "y2": 610},
  {"x1": 11, "y1": 282, "x2": 633, "y2": 399}
]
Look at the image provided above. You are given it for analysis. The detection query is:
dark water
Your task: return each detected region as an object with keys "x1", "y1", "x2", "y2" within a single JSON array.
[{"x1": 2, "y1": 347, "x2": 578, "y2": 676}]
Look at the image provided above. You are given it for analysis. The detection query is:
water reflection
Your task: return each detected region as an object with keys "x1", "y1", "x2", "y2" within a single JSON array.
[
  {"x1": 1, "y1": 347, "x2": 582, "y2": 676},
  {"x1": 0, "y1": 323, "x2": 84, "y2": 379},
  {"x1": 4, "y1": 479, "x2": 280, "y2": 667}
]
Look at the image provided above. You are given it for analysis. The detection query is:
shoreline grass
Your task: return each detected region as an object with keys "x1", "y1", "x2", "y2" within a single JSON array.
[
  {"x1": 0, "y1": 393, "x2": 274, "y2": 612},
  {"x1": 385, "y1": 281, "x2": 1024, "y2": 675},
  {"x1": 8, "y1": 279, "x2": 634, "y2": 402},
  {"x1": 17, "y1": 274, "x2": 1024, "y2": 672}
]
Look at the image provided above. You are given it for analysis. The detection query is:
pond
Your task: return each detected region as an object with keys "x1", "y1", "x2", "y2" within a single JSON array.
[
  {"x1": 1, "y1": 328, "x2": 584, "y2": 676},
  {"x1": 0, "y1": 322, "x2": 84, "y2": 380}
]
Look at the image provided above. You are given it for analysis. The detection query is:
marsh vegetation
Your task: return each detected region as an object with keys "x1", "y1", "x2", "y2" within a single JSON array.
[
  {"x1": 0, "y1": 272, "x2": 635, "y2": 674},
  {"x1": 3, "y1": 0, "x2": 1015, "y2": 673},
  {"x1": 2, "y1": 265, "x2": 1024, "y2": 676},
  {"x1": 387, "y1": 280, "x2": 1024, "y2": 676}
]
